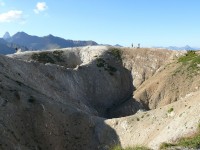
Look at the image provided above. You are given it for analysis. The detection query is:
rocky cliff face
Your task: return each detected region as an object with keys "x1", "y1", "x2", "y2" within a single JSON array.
[
  {"x1": 8, "y1": 46, "x2": 136, "y2": 117},
  {"x1": 134, "y1": 61, "x2": 200, "y2": 109},
  {"x1": 0, "y1": 46, "x2": 141, "y2": 150},
  {"x1": 1, "y1": 46, "x2": 200, "y2": 150},
  {"x1": 130, "y1": 50, "x2": 200, "y2": 110},
  {"x1": 121, "y1": 48, "x2": 183, "y2": 88}
]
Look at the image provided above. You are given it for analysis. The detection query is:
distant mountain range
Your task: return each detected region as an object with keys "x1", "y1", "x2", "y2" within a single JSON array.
[
  {"x1": 0, "y1": 38, "x2": 28, "y2": 55},
  {"x1": 1, "y1": 31, "x2": 199, "y2": 55},
  {"x1": 0, "y1": 31, "x2": 98, "y2": 54},
  {"x1": 154, "y1": 45, "x2": 200, "y2": 50},
  {"x1": 4, "y1": 32, "x2": 98, "y2": 50},
  {"x1": 0, "y1": 38, "x2": 15, "y2": 54}
]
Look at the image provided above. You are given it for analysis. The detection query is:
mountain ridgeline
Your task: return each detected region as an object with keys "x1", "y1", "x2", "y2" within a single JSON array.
[
  {"x1": 4, "y1": 32, "x2": 98, "y2": 51},
  {"x1": 0, "y1": 38, "x2": 28, "y2": 55}
]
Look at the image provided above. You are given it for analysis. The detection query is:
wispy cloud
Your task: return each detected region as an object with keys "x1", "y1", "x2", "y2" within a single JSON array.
[
  {"x1": 34, "y1": 2, "x2": 48, "y2": 14},
  {"x1": 0, "y1": 10, "x2": 24, "y2": 23},
  {"x1": 0, "y1": 1, "x2": 5, "y2": 6}
]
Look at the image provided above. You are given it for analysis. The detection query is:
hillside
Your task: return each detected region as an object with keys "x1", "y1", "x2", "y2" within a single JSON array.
[
  {"x1": 0, "y1": 46, "x2": 200, "y2": 150},
  {"x1": 133, "y1": 50, "x2": 200, "y2": 110}
]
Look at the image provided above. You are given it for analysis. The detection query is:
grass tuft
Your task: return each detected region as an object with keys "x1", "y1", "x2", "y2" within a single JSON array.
[
  {"x1": 111, "y1": 145, "x2": 150, "y2": 150},
  {"x1": 177, "y1": 50, "x2": 200, "y2": 72},
  {"x1": 159, "y1": 123, "x2": 200, "y2": 149}
]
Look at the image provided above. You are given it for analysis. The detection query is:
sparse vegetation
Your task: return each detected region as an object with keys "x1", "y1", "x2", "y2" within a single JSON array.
[
  {"x1": 111, "y1": 145, "x2": 150, "y2": 150},
  {"x1": 96, "y1": 58, "x2": 117, "y2": 75},
  {"x1": 52, "y1": 50, "x2": 64, "y2": 62},
  {"x1": 96, "y1": 58, "x2": 105, "y2": 67},
  {"x1": 31, "y1": 50, "x2": 64, "y2": 64},
  {"x1": 178, "y1": 50, "x2": 197, "y2": 63},
  {"x1": 160, "y1": 124, "x2": 200, "y2": 149},
  {"x1": 52, "y1": 50, "x2": 63, "y2": 56},
  {"x1": 106, "y1": 65, "x2": 117, "y2": 72},
  {"x1": 177, "y1": 50, "x2": 200, "y2": 72},
  {"x1": 108, "y1": 47, "x2": 122, "y2": 61},
  {"x1": 167, "y1": 107, "x2": 174, "y2": 113},
  {"x1": 159, "y1": 143, "x2": 176, "y2": 149},
  {"x1": 31, "y1": 52, "x2": 55, "y2": 64}
]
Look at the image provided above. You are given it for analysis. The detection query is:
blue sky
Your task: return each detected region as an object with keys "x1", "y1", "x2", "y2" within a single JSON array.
[{"x1": 0, "y1": 0, "x2": 200, "y2": 47}]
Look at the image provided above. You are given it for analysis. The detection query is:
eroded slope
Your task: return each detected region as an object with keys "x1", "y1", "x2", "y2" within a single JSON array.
[
  {"x1": 1, "y1": 46, "x2": 200, "y2": 150},
  {"x1": 134, "y1": 50, "x2": 200, "y2": 109},
  {"x1": 121, "y1": 48, "x2": 183, "y2": 88},
  {"x1": 106, "y1": 90, "x2": 200, "y2": 149},
  {"x1": 0, "y1": 46, "x2": 140, "y2": 150}
]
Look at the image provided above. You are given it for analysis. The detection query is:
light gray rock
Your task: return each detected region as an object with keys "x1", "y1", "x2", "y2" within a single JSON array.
[{"x1": 0, "y1": 46, "x2": 138, "y2": 150}]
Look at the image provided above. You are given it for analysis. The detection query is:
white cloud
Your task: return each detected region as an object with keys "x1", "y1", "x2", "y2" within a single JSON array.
[
  {"x1": 34, "y1": 2, "x2": 48, "y2": 14},
  {"x1": 0, "y1": 10, "x2": 24, "y2": 23}
]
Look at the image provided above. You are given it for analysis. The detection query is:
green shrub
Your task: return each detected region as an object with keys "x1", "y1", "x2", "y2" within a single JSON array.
[
  {"x1": 160, "y1": 134, "x2": 200, "y2": 149},
  {"x1": 96, "y1": 58, "x2": 105, "y2": 67},
  {"x1": 159, "y1": 143, "x2": 176, "y2": 149},
  {"x1": 52, "y1": 50, "x2": 63, "y2": 56},
  {"x1": 52, "y1": 50, "x2": 64, "y2": 62},
  {"x1": 96, "y1": 58, "x2": 117, "y2": 75},
  {"x1": 31, "y1": 52, "x2": 55, "y2": 64},
  {"x1": 177, "y1": 50, "x2": 200, "y2": 72},
  {"x1": 167, "y1": 107, "x2": 174, "y2": 113},
  {"x1": 107, "y1": 65, "x2": 117, "y2": 72},
  {"x1": 108, "y1": 47, "x2": 122, "y2": 61},
  {"x1": 178, "y1": 50, "x2": 197, "y2": 63},
  {"x1": 176, "y1": 134, "x2": 200, "y2": 149},
  {"x1": 31, "y1": 50, "x2": 65, "y2": 64}
]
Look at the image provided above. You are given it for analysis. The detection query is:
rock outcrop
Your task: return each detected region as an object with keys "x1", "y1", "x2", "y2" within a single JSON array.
[
  {"x1": 1, "y1": 46, "x2": 140, "y2": 150},
  {"x1": 121, "y1": 48, "x2": 183, "y2": 88}
]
